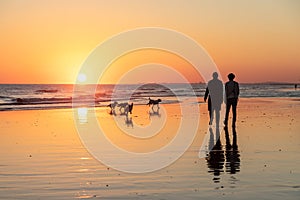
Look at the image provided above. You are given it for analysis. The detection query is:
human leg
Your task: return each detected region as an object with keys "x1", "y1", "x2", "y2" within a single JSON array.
[
  {"x1": 208, "y1": 98, "x2": 212, "y2": 125},
  {"x1": 215, "y1": 108, "x2": 220, "y2": 126},
  {"x1": 232, "y1": 99, "x2": 238, "y2": 127},
  {"x1": 224, "y1": 99, "x2": 231, "y2": 126},
  {"x1": 209, "y1": 110, "x2": 212, "y2": 125}
]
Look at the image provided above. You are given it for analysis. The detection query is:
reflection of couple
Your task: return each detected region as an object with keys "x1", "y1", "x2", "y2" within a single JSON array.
[
  {"x1": 206, "y1": 126, "x2": 240, "y2": 183},
  {"x1": 204, "y1": 72, "x2": 239, "y2": 127}
]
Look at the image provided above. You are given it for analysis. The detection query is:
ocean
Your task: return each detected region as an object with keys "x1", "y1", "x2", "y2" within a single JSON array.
[{"x1": 0, "y1": 83, "x2": 299, "y2": 111}]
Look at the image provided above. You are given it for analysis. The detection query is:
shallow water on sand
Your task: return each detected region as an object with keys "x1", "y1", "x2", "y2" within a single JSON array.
[{"x1": 0, "y1": 98, "x2": 299, "y2": 199}]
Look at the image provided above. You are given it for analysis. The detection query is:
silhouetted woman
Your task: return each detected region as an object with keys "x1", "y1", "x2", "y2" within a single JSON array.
[{"x1": 224, "y1": 73, "x2": 239, "y2": 127}]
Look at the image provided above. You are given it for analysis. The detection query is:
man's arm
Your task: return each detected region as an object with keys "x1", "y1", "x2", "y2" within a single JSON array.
[
  {"x1": 236, "y1": 82, "x2": 240, "y2": 98},
  {"x1": 224, "y1": 83, "x2": 228, "y2": 104},
  {"x1": 225, "y1": 82, "x2": 229, "y2": 98},
  {"x1": 204, "y1": 87, "x2": 209, "y2": 102}
]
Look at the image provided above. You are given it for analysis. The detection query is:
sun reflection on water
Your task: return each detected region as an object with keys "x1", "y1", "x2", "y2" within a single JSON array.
[{"x1": 77, "y1": 107, "x2": 88, "y2": 124}]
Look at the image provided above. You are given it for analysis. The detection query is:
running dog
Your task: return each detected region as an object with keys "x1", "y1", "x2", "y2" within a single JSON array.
[
  {"x1": 147, "y1": 98, "x2": 162, "y2": 108},
  {"x1": 107, "y1": 101, "x2": 118, "y2": 115}
]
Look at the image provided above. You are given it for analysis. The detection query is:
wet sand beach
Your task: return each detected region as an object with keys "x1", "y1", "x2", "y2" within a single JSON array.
[{"x1": 0, "y1": 98, "x2": 299, "y2": 199}]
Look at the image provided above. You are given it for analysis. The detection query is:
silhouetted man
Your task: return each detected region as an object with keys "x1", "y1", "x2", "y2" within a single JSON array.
[
  {"x1": 224, "y1": 73, "x2": 239, "y2": 127},
  {"x1": 204, "y1": 72, "x2": 223, "y2": 125}
]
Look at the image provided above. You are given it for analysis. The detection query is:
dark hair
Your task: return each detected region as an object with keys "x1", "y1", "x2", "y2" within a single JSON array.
[
  {"x1": 212, "y1": 72, "x2": 218, "y2": 79},
  {"x1": 228, "y1": 73, "x2": 235, "y2": 80}
]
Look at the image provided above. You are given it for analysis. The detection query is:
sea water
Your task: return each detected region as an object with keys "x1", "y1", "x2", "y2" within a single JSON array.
[{"x1": 0, "y1": 83, "x2": 299, "y2": 111}]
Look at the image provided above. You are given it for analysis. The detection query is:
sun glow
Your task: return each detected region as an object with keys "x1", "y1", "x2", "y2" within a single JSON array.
[{"x1": 77, "y1": 73, "x2": 87, "y2": 83}]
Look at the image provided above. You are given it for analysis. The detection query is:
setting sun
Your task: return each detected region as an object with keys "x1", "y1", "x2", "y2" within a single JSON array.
[{"x1": 77, "y1": 73, "x2": 87, "y2": 83}]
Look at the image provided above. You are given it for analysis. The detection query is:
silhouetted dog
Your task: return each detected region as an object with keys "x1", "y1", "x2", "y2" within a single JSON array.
[
  {"x1": 118, "y1": 102, "x2": 128, "y2": 112},
  {"x1": 119, "y1": 102, "x2": 133, "y2": 115},
  {"x1": 147, "y1": 98, "x2": 161, "y2": 107},
  {"x1": 107, "y1": 101, "x2": 118, "y2": 115},
  {"x1": 107, "y1": 101, "x2": 118, "y2": 109}
]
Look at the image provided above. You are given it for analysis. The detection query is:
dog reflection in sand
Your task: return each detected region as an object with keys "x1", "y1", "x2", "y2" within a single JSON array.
[
  {"x1": 125, "y1": 115, "x2": 133, "y2": 128},
  {"x1": 149, "y1": 107, "x2": 161, "y2": 118}
]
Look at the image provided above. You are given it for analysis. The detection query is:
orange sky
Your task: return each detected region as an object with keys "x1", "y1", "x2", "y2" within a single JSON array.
[{"x1": 0, "y1": 0, "x2": 299, "y2": 84}]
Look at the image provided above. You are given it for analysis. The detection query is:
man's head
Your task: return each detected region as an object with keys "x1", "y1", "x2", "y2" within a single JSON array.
[
  {"x1": 228, "y1": 73, "x2": 235, "y2": 81},
  {"x1": 212, "y1": 72, "x2": 218, "y2": 79}
]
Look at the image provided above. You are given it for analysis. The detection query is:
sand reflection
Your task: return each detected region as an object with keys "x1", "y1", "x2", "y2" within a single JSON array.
[{"x1": 206, "y1": 126, "x2": 241, "y2": 183}]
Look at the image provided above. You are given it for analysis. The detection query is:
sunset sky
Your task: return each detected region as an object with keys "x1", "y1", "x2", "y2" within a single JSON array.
[{"x1": 0, "y1": 0, "x2": 299, "y2": 84}]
